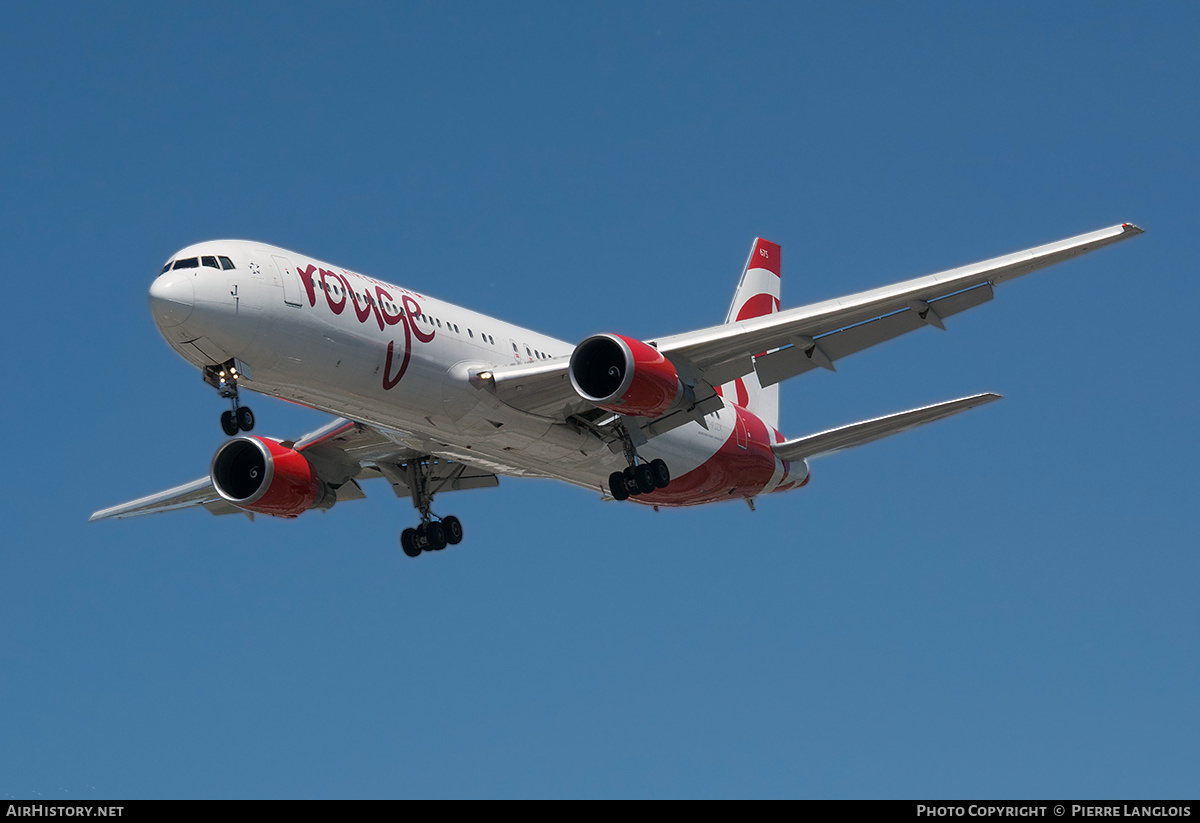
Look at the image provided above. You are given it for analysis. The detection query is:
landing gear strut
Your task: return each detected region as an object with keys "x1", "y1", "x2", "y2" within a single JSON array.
[
  {"x1": 205, "y1": 360, "x2": 254, "y2": 436},
  {"x1": 398, "y1": 457, "x2": 464, "y2": 558},
  {"x1": 606, "y1": 423, "x2": 671, "y2": 502}
]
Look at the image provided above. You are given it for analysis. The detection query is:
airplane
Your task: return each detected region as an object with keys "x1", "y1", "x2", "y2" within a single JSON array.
[{"x1": 91, "y1": 223, "x2": 1143, "y2": 556}]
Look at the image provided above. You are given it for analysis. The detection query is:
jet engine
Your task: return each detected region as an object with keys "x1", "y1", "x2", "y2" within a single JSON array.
[
  {"x1": 569, "y1": 333, "x2": 684, "y2": 418},
  {"x1": 211, "y1": 436, "x2": 334, "y2": 518}
]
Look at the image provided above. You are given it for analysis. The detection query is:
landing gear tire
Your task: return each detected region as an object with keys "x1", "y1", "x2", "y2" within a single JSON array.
[
  {"x1": 442, "y1": 516, "x2": 463, "y2": 545},
  {"x1": 634, "y1": 463, "x2": 657, "y2": 494},
  {"x1": 650, "y1": 458, "x2": 671, "y2": 489},
  {"x1": 236, "y1": 406, "x2": 255, "y2": 432},
  {"x1": 609, "y1": 471, "x2": 630, "y2": 501},
  {"x1": 425, "y1": 521, "x2": 447, "y2": 551},
  {"x1": 401, "y1": 528, "x2": 421, "y2": 557},
  {"x1": 220, "y1": 410, "x2": 239, "y2": 436}
]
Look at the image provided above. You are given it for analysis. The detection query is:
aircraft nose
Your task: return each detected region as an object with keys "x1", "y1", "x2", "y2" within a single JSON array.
[{"x1": 149, "y1": 271, "x2": 194, "y2": 328}]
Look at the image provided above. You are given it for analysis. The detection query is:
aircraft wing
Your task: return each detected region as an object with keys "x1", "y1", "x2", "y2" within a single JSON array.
[
  {"x1": 653, "y1": 223, "x2": 1142, "y2": 389},
  {"x1": 89, "y1": 418, "x2": 499, "y2": 520},
  {"x1": 484, "y1": 223, "x2": 1141, "y2": 439},
  {"x1": 88, "y1": 476, "x2": 242, "y2": 520},
  {"x1": 481, "y1": 358, "x2": 590, "y2": 421}
]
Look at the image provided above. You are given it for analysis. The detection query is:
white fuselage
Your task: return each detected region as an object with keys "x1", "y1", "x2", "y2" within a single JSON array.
[{"x1": 148, "y1": 240, "x2": 807, "y2": 505}]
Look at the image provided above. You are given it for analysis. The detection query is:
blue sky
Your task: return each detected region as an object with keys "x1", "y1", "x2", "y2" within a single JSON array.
[{"x1": 2, "y1": 1, "x2": 1197, "y2": 799}]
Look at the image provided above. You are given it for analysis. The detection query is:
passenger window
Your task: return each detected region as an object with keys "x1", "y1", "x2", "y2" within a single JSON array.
[
  {"x1": 202, "y1": 256, "x2": 219, "y2": 269},
  {"x1": 468, "y1": 329, "x2": 473, "y2": 338},
  {"x1": 219, "y1": 256, "x2": 236, "y2": 270},
  {"x1": 173, "y1": 257, "x2": 199, "y2": 269}
]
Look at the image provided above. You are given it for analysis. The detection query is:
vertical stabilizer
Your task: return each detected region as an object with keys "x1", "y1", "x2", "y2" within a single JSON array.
[{"x1": 719, "y1": 238, "x2": 781, "y2": 429}]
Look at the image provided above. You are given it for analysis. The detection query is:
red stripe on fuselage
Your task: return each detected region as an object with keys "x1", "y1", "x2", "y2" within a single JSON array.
[{"x1": 633, "y1": 404, "x2": 777, "y2": 507}]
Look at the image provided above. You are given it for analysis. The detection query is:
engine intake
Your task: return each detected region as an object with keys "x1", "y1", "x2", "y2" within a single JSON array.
[
  {"x1": 569, "y1": 334, "x2": 683, "y2": 418},
  {"x1": 211, "y1": 437, "x2": 333, "y2": 518}
]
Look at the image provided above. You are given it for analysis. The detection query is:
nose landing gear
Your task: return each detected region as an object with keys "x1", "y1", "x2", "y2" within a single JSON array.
[{"x1": 205, "y1": 360, "x2": 254, "y2": 436}]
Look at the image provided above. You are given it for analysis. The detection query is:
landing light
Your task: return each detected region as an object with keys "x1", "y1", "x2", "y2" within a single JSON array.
[{"x1": 469, "y1": 370, "x2": 495, "y2": 390}]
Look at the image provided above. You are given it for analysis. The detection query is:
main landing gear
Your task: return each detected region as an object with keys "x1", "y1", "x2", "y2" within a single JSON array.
[
  {"x1": 400, "y1": 516, "x2": 463, "y2": 557},
  {"x1": 605, "y1": 422, "x2": 671, "y2": 502},
  {"x1": 399, "y1": 457, "x2": 465, "y2": 558},
  {"x1": 608, "y1": 458, "x2": 671, "y2": 501},
  {"x1": 205, "y1": 360, "x2": 254, "y2": 436}
]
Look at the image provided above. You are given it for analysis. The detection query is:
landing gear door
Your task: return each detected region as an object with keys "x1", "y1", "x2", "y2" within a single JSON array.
[{"x1": 271, "y1": 255, "x2": 304, "y2": 308}]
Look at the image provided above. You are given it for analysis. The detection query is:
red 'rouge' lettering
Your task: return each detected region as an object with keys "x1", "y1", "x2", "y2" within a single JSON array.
[
  {"x1": 343, "y1": 273, "x2": 378, "y2": 328},
  {"x1": 376, "y1": 285, "x2": 403, "y2": 327},
  {"x1": 320, "y1": 268, "x2": 346, "y2": 314},
  {"x1": 298, "y1": 263, "x2": 319, "y2": 306},
  {"x1": 288, "y1": 261, "x2": 434, "y2": 390},
  {"x1": 383, "y1": 338, "x2": 411, "y2": 390},
  {"x1": 402, "y1": 295, "x2": 435, "y2": 343}
]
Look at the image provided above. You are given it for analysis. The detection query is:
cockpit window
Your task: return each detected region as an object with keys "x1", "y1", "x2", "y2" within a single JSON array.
[
  {"x1": 172, "y1": 257, "x2": 199, "y2": 269},
  {"x1": 161, "y1": 261, "x2": 173, "y2": 274},
  {"x1": 202, "y1": 256, "x2": 220, "y2": 269},
  {"x1": 219, "y1": 256, "x2": 236, "y2": 270}
]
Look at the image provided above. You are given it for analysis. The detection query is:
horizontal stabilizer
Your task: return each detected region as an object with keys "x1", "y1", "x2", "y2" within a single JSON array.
[{"x1": 772, "y1": 393, "x2": 1001, "y2": 462}]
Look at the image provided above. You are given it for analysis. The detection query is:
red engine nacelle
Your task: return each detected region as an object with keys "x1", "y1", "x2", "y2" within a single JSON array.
[
  {"x1": 569, "y1": 333, "x2": 683, "y2": 418},
  {"x1": 211, "y1": 437, "x2": 333, "y2": 518}
]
